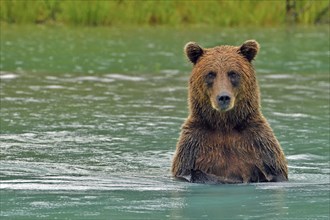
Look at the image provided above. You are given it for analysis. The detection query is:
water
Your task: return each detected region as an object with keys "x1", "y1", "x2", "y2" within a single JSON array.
[{"x1": 1, "y1": 25, "x2": 329, "y2": 219}]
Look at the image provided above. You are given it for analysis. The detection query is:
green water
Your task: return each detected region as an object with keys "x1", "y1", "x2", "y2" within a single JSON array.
[{"x1": 0, "y1": 25, "x2": 329, "y2": 219}]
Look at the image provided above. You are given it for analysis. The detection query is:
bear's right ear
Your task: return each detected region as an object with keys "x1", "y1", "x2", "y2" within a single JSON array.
[
  {"x1": 239, "y1": 40, "x2": 260, "y2": 62},
  {"x1": 184, "y1": 42, "x2": 204, "y2": 64}
]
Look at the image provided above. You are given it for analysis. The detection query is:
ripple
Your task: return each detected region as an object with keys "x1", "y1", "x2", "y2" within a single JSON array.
[
  {"x1": 0, "y1": 72, "x2": 19, "y2": 80},
  {"x1": 160, "y1": 69, "x2": 180, "y2": 75},
  {"x1": 287, "y1": 154, "x2": 326, "y2": 161},
  {"x1": 73, "y1": 76, "x2": 115, "y2": 83},
  {"x1": 44, "y1": 85, "x2": 65, "y2": 89},
  {"x1": 105, "y1": 73, "x2": 145, "y2": 81},
  {"x1": 1, "y1": 97, "x2": 46, "y2": 103},
  {"x1": 263, "y1": 74, "x2": 293, "y2": 79},
  {"x1": 255, "y1": 177, "x2": 329, "y2": 191},
  {"x1": 272, "y1": 112, "x2": 314, "y2": 118},
  {"x1": 0, "y1": 176, "x2": 180, "y2": 191},
  {"x1": 0, "y1": 159, "x2": 181, "y2": 192}
]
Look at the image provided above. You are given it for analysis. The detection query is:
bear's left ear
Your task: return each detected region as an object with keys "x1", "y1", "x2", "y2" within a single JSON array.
[
  {"x1": 239, "y1": 40, "x2": 260, "y2": 62},
  {"x1": 184, "y1": 42, "x2": 204, "y2": 64}
]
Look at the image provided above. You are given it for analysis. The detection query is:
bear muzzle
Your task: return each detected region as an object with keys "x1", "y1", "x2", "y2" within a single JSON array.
[{"x1": 216, "y1": 92, "x2": 234, "y2": 112}]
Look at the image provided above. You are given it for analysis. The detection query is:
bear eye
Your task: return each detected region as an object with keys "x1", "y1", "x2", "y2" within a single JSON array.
[
  {"x1": 228, "y1": 71, "x2": 240, "y2": 87},
  {"x1": 205, "y1": 71, "x2": 216, "y2": 87}
]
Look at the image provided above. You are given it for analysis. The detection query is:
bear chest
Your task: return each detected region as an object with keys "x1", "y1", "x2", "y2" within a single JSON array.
[{"x1": 193, "y1": 132, "x2": 262, "y2": 181}]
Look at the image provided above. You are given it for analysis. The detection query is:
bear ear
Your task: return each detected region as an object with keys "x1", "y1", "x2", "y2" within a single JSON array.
[
  {"x1": 239, "y1": 40, "x2": 260, "y2": 62},
  {"x1": 184, "y1": 42, "x2": 204, "y2": 64}
]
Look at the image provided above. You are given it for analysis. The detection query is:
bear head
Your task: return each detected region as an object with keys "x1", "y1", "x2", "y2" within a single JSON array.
[{"x1": 184, "y1": 40, "x2": 261, "y2": 127}]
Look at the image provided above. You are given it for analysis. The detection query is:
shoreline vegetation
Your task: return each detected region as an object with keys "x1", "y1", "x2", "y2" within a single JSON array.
[{"x1": 0, "y1": 0, "x2": 329, "y2": 27}]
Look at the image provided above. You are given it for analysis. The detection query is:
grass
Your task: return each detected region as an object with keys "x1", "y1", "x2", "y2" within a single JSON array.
[{"x1": 0, "y1": 0, "x2": 329, "y2": 27}]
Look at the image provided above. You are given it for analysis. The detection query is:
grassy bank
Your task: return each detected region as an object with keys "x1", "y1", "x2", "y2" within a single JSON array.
[{"x1": 0, "y1": 0, "x2": 329, "y2": 27}]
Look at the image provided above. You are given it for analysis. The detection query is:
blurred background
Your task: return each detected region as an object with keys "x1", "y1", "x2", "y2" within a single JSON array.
[
  {"x1": 1, "y1": 1, "x2": 329, "y2": 219},
  {"x1": 0, "y1": 0, "x2": 329, "y2": 26}
]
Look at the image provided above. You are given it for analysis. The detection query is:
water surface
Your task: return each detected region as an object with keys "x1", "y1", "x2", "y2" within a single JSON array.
[{"x1": 0, "y1": 25, "x2": 329, "y2": 219}]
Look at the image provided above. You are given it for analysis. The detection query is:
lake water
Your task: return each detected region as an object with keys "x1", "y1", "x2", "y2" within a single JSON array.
[{"x1": 0, "y1": 25, "x2": 329, "y2": 219}]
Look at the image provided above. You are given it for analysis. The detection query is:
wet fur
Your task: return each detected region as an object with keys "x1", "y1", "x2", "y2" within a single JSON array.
[{"x1": 172, "y1": 40, "x2": 288, "y2": 184}]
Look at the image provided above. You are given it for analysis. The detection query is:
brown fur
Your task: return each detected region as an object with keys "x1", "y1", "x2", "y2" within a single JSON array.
[{"x1": 172, "y1": 40, "x2": 288, "y2": 184}]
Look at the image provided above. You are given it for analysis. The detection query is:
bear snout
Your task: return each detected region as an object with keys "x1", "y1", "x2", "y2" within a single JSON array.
[{"x1": 217, "y1": 92, "x2": 233, "y2": 111}]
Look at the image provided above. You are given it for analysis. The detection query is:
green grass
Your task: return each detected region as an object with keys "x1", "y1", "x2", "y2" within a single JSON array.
[{"x1": 0, "y1": 0, "x2": 329, "y2": 27}]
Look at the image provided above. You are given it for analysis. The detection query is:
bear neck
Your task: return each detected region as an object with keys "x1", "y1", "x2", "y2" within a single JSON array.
[{"x1": 188, "y1": 96, "x2": 260, "y2": 132}]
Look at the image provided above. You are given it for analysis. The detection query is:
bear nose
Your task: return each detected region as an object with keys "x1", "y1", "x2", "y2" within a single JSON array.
[{"x1": 217, "y1": 93, "x2": 231, "y2": 109}]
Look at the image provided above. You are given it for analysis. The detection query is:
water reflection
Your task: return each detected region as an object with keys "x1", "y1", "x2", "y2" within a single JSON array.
[{"x1": 0, "y1": 26, "x2": 329, "y2": 219}]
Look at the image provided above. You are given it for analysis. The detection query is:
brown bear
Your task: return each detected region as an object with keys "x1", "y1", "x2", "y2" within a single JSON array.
[{"x1": 171, "y1": 40, "x2": 288, "y2": 183}]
